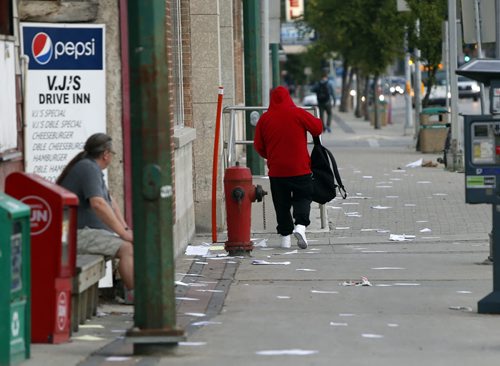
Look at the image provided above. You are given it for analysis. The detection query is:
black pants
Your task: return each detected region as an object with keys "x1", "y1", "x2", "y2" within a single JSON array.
[{"x1": 269, "y1": 174, "x2": 313, "y2": 236}]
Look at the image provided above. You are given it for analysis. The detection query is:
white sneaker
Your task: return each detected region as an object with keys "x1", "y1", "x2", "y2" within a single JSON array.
[
  {"x1": 280, "y1": 235, "x2": 291, "y2": 248},
  {"x1": 293, "y1": 225, "x2": 308, "y2": 249}
]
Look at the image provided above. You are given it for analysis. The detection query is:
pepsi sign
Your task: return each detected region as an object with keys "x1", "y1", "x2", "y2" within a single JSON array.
[{"x1": 22, "y1": 24, "x2": 103, "y2": 70}]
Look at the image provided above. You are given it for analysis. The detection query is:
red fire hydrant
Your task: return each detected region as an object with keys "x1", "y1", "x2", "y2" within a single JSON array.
[{"x1": 224, "y1": 163, "x2": 267, "y2": 254}]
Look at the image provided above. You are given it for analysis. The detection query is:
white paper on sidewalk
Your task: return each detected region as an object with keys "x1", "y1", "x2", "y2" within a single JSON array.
[
  {"x1": 330, "y1": 322, "x2": 348, "y2": 326},
  {"x1": 252, "y1": 260, "x2": 290, "y2": 265},
  {"x1": 253, "y1": 238, "x2": 268, "y2": 247},
  {"x1": 419, "y1": 228, "x2": 432, "y2": 232},
  {"x1": 185, "y1": 245, "x2": 210, "y2": 256},
  {"x1": 362, "y1": 333, "x2": 384, "y2": 339},
  {"x1": 179, "y1": 341, "x2": 207, "y2": 346},
  {"x1": 372, "y1": 267, "x2": 406, "y2": 270},
  {"x1": 106, "y1": 356, "x2": 132, "y2": 362},
  {"x1": 371, "y1": 205, "x2": 391, "y2": 209},
  {"x1": 191, "y1": 321, "x2": 222, "y2": 326},
  {"x1": 184, "y1": 312, "x2": 205, "y2": 317},
  {"x1": 176, "y1": 297, "x2": 199, "y2": 301},
  {"x1": 256, "y1": 349, "x2": 319, "y2": 356},
  {"x1": 405, "y1": 158, "x2": 423, "y2": 168},
  {"x1": 389, "y1": 234, "x2": 415, "y2": 241},
  {"x1": 296, "y1": 268, "x2": 317, "y2": 272},
  {"x1": 311, "y1": 290, "x2": 339, "y2": 294}
]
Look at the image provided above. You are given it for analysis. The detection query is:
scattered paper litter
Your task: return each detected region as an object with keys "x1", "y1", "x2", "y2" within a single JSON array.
[
  {"x1": 253, "y1": 239, "x2": 268, "y2": 247},
  {"x1": 341, "y1": 277, "x2": 372, "y2": 286},
  {"x1": 327, "y1": 205, "x2": 343, "y2": 210},
  {"x1": 192, "y1": 321, "x2": 222, "y2": 326},
  {"x1": 282, "y1": 249, "x2": 298, "y2": 255},
  {"x1": 311, "y1": 290, "x2": 339, "y2": 294},
  {"x1": 176, "y1": 297, "x2": 199, "y2": 301},
  {"x1": 362, "y1": 250, "x2": 387, "y2": 253},
  {"x1": 179, "y1": 341, "x2": 207, "y2": 346},
  {"x1": 277, "y1": 296, "x2": 291, "y2": 299},
  {"x1": 372, "y1": 267, "x2": 405, "y2": 270},
  {"x1": 449, "y1": 306, "x2": 473, "y2": 312},
  {"x1": 377, "y1": 229, "x2": 390, "y2": 233},
  {"x1": 330, "y1": 322, "x2": 348, "y2": 326},
  {"x1": 256, "y1": 349, "x2": 318, "y2": 356},
  {"x1": 184, "y1": 312, "x2": 206, "y2": 317},
  {"x1": 336, "y1": 227, "x2": 351, "y2": 230},
  {"x1": 362, "y1": 176, "x2": 373, "y2": 179},
  {"x1": 419, "y1": 228, "x2": 432, "y2": 233},
  {"x1": 456, "y1": 290, "x2": 472, "y2": 294},
  {"x1": 404, "y1": 203, "x2": 416, "y2": 207},
  {"x1": 405, "y1": 158, "x2": 423, "y2": 168},
  {"x1": 387, "y1": 323, "x2": 399, "y2": 327},
  {"x1": 106, "y1": 357, "x2": 131, "y2": 362},
  {"x1": 342, "y1": 202, "x2": 360, "y2": 205},
  {"x1": 184, "y1": 245, "x2": 210, "y2": 256},
  {"x1": 362, "y1": 333, "x2": 384, "y2": 339},
  {"x1": 371, "y1": 205, "x2": 391, "y2": 209},
  {"x1": 417, "y1": 181, "x2": 431, "y2": 184},
  {"x1": 296, "y1": 268, "x2": 317, "y2": 272},
  {"x1": 339, "y1": 313, "x2": 356, "y2": 317},
  {"x1": 361, "y1": 228, "x2": 379, "y2": 232},
  {"x1": 433, "y1": 193, "x2": 448, "y2": 196},
  {"x1": 72, "y1": 335, "x2": 105, "y2": 341},
  {"x1": 389, "y1": 234, "x2": 415, "y2": 241},
  {"x1": 392, "y1": 169, "x2": 406, "y2": 173},
  {"x1": 416, "y1": 220, "x2": 428, "y2": 223},
  {"x1": 196, "y1": 289, "x2": 224, "y2": 293},
  {"x1": 252, "y1": 260, "x2": 290, "y2": 265},
  {"x1": 79, "y1": 324, "x2": 104, "y2": 329},
  {"x1": 194, "y1": 262, "x2": 208, "y2": 265},
  {"x1": 422, "y1": 236, "x2": 440, "y2": 240},
  {"x1": 386, "y1": 195, "x2": 399, "y2": 198}
]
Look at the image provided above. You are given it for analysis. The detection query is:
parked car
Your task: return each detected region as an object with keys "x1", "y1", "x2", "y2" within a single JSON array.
[{"x1": 457, "y1": 76, "x2": 480, "y2": 101}]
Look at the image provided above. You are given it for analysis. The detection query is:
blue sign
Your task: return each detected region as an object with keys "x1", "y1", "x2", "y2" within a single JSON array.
[{"x1": 22, "y1": 25, "x2": 103, "y2": 70}]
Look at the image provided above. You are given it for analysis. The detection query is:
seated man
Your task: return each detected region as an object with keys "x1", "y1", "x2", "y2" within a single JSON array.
[{"x1": 57, "y1": 133, "x2": 134, "y2": 291}]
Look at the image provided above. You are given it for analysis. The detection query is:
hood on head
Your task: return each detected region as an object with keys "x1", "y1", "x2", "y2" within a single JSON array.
[{"x1": 269, "y1": 86, "x2": 295, "y2": 109}]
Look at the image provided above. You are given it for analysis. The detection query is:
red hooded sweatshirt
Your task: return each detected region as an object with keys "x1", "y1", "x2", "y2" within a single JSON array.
[{"x1": 254, "y1": 86, "x2": 323, "y2": 177}]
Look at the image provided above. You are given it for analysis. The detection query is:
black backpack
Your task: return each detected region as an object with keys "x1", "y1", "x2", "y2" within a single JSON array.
[
  {"x1": 310, "y1": 136, "x2": 347, "y2": 204},
  {"x1": 316, "y1": 82, "x2": 330, "y2": 104}
]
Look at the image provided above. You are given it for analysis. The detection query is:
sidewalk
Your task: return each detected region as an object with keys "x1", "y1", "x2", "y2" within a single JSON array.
[{"x1": 25, "y1": 102, "x2": 498, "y2": 366}]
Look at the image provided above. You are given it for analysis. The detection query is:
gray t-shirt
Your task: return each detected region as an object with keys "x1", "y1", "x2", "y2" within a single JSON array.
[{"x1": 60, "y1": 158, "x2": 112, "y2": 231}]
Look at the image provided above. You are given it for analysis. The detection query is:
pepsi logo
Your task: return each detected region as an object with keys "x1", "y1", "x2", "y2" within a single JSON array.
[{"x1": 32, "y1": 32, "x2": 53, "y2": 65}]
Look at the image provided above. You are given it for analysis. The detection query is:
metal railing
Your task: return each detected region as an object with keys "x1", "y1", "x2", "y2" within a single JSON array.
[{"x1": 221, "y1": 105, "x2": 327, "y2": 230}]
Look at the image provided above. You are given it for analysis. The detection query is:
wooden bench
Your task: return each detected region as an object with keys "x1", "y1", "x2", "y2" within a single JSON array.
[{"x1": 71, "y1": 254, "x2": 106, "y2": 333}]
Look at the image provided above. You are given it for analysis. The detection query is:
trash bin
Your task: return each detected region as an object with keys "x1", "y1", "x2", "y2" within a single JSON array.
[
  {"x1": 0, "y1": 193, "x2": 31, "y2": 365},
  {"x1": 369, "y1": 101, "x2": 388, "y2": 126},
  {"x1": 420, "y1": 107, "x2": 448, "y2": 125},
  {"x1": 418, "y1": 107, "x2": 450, "y2": 153},
  {"x1": 5, "y1": 173, "x2": 78, "y2": 344}
]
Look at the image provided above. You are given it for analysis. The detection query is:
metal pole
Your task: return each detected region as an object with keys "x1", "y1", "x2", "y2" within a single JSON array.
[
  {"x1": 414, "y1": 19, "x2": 422, "y2": 140},
  {"x1": 404, "y1": 29, "x2": 413, "y2": 133},
  {"x1": 444, "y1": 20, "x2": 450, "y2": 110},
  {"x1": 448, "y1": 0, "x2": 461, "y2": 168},
  {"x1": 474, "y1": 0, "x2": 487, "y2": 113},
  {"x1": 271, "y1": 43, "x2": 280, "y2": 88},
  {"x1": 126, "y1": 1, "x2": 184, "y2": 353},
  {"x1": 243, "y1": 0, "x2": 264, "y2": 175},
  {"x1": 261, "y1": 0, "x2": 270, "y2": 106}
]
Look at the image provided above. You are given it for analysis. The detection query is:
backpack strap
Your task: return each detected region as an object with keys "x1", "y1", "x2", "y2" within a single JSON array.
[{"x1": 323, "y1": 145, "x2": 348, "y2": 199}]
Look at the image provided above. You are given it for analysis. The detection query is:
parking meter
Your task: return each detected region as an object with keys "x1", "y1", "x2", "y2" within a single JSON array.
[
  {"x1": 458, "y1": 59, "x2": 500, "y2": 313},
  {"x1": 464, "y1": 115, "x2": 500, "y2": 204},
  {"x1": 5, "y1": 172, "x2": 78, "y2": 343},
  {"x1": 0, "y1": 193, "x2": 31, "y2": 365}
]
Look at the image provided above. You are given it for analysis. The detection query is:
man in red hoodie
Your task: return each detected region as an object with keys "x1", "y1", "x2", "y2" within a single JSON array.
[{"x1": 254, "y1": 86, "x2": 323, "y2": 249}]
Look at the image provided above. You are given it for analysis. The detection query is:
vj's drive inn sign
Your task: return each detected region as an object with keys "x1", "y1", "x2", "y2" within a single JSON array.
[{"x1": 21, "y1": 23, "x2": 106, "y2": 182}]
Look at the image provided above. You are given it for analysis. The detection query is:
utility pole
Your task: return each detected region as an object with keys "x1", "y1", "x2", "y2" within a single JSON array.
[
  {"x1": 474, "y1": 0, "x2": 486, "y2": 113},
  {"x1": 448, "y1": 0, "x2": 461, "y2": 171},
  {"x1": 243, "y1": 0, "x2": 264, "y2": 175},
  {"x1": 414, "y1": 19, "x2": 422, "y2": 140},
  {"x1": 126, "y1": 1, "x2": 184, "y2": 354},
  {"x1": 261, "y1": 0, "x2": 270, "y2": 106}
]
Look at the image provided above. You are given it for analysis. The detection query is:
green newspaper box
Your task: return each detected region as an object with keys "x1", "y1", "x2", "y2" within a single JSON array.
[{"x1": 0, "y1": 193, "x2": 31, "y2": 366}]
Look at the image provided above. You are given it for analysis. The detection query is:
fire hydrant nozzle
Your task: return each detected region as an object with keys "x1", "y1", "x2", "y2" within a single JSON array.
[{"x1": 231, "y1": 187, "x2": 245, "y2": 202}]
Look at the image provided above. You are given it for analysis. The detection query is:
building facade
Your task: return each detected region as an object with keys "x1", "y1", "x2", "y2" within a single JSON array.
[{"x1": 0, "y1": 0, "x2": 248, "y2": 257}]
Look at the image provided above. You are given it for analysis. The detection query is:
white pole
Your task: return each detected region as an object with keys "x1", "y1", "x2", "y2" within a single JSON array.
[{"x1": 261, "y1": 0, "x2": 270, "y2": 106}]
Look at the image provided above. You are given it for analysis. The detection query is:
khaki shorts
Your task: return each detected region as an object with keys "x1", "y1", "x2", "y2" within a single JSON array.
[{"x1": 77, "y1": 227, "x2": 123, "y2": 258}]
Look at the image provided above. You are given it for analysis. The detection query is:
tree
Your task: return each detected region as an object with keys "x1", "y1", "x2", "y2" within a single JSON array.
[
  {"x1": 405, "y1": 0, "x2": 448, "y2": 107},
  {"x1": 305, "y1": 0, "x2": 406, "y2": 128}
]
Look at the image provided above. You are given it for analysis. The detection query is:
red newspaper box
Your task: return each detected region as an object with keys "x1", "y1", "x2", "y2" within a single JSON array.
[{"x1": 5, "y1": 172, "x2": 78, "y2": 344}]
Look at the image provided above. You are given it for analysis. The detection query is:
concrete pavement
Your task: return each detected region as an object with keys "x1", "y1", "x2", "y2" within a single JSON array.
[{"x1": 24, "y1": 99, "x2": 499, "y2": 366}]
